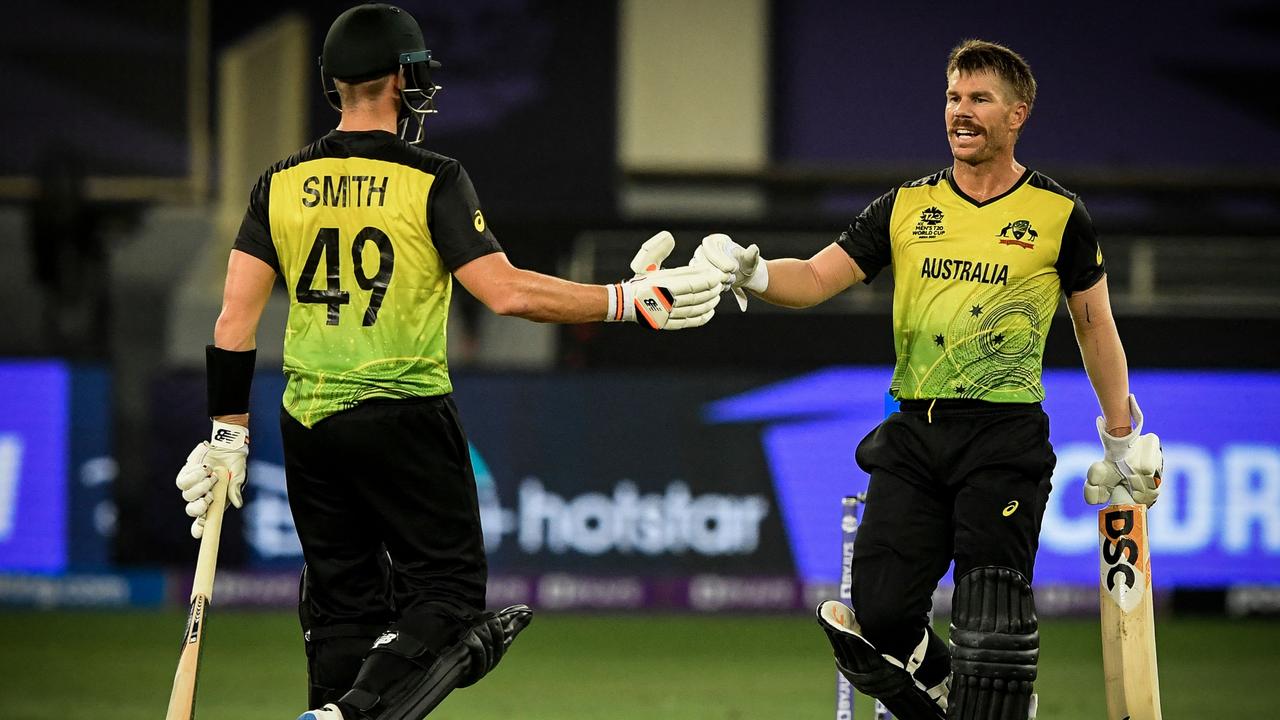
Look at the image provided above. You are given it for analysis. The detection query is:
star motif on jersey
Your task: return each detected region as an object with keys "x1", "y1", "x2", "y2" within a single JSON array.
[
  {"x1": 954, "y1": 385, "x2": 966, "y2": 394},
  {"x1": 934, "y1": 334, "x2": 945, "y2": 347},
  {"x1": 992, "y1": 333, "x2": 1006, "y2": 345},
  {"x1": 970, "y1": 304, "x2": 984, "y2": 317}
]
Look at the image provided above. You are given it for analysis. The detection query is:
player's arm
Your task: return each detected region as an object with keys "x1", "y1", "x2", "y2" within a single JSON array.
[
  {"x1": 436, "y1": 160, "x2": 725, "y2": 328},
  {"x1": 1061, "y1": 199, "x2": 1162, "y2": 507},
  {"x1": 453, "y1": 252, "x2": 609, "y2": 323},
  {"x1": 454, "y1": 232, "x2": 729, "y2": 329},
  {"x1": 691, "y1": 237, "x2": 868, "y2": 309},
  {"x1": 693, "y1": 190, "x2": 891, "y2": 310},
  {"x1": 175, "y1": 161, "x2": 278, "y2": 539},
  {"x1": 210, "y1": 250, "x2": 276, "y2": 423},
  {"x1": 1066, "y1": 277, "x2": 1131, "y2": 434},
  {"x1": 173, "y1": 249, "x2": 272, "y2": 538},
  {"x1": 213, "y1": 249, "x2": 275, "y2": 350},
  {"x1": 749, "y1": 243, "x2": 866, "y2": 309}
]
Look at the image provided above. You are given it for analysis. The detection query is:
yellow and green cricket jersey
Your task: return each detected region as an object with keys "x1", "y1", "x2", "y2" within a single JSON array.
[
  {"x1": 233, "y1": 130, "x2": 501, "y2": 427},
  {"x1": 839, "y1": 168, "x2": 1105, "y2": 403}
]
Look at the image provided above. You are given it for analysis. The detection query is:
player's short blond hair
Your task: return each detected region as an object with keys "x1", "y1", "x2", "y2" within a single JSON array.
[
  {"x1": 946, "y1": 39, "x2": 1037, "y2": 115},
  {"x1": 334, "y1": 73, "x2": 396, "y2": 109}
]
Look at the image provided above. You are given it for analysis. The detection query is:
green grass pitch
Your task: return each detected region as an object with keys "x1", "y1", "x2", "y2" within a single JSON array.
[{"x1": 0, "y1": 610, "x2": 1276, "y2": 718}]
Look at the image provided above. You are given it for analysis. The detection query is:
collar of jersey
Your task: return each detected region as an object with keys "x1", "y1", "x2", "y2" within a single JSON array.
[
  {"x1": 944, "y1": 166, "x2": 1033, "y2": 208},
  {"x1": 326, "y1": 129, "x2": 398, "y2": 139}
]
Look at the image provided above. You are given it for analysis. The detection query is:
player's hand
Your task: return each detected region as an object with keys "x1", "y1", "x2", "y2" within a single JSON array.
[
  {"x1": 1083, "y1": 394, "x2": 1163, "y2": 506},
  {"x1": 691, "y1": 233, "x2": 769, "y2": 311},
  {"x1": 607, "y1": 231, "x2": 730, "y2": 329},
  {"x1": 175, "y1": 421, "x2": 249, "y2": 538}
]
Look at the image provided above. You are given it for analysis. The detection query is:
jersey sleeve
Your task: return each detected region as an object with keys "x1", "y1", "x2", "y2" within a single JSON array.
[
  {"x1": 232, "y1": 170, "x2": 281, "y2": 275},
  {"x1": 836, "y1": 188, "x2": 896, "y2": 283},
  {"x1": 1055, "y1": 196, "x2": 1105, "y2": 295},
  {"x1": 428, "y1": 161, "x2": 503, "y2": 272}
]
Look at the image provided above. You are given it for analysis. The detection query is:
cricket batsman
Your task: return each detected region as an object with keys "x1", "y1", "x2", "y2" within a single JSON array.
[
  {"x1": 171, "y1": 4, "x2": 729, "y2": 719},
  {"x1": 692, "y1": 40, "x2": 1163, "y2": 718}
]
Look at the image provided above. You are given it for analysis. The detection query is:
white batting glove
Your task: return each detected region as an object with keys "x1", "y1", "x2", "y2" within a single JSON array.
[
  {"x1": 605, "y1": 231, "x2": 730, "y2": 330},
  {"x1": 691, "y1": 233, "x2": 769, "y2": 311},
  {"x1": 175, "y1": 420, "x2": 249, "y2": 538},
  {"x1": 1083, "y1": 394, "x2": 1163, "y2": 506}
]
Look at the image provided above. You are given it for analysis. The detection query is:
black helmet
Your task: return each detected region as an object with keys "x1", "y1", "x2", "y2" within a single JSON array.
[{"x1": 318, "y1": 3, "x2": 442, "y2": 143}]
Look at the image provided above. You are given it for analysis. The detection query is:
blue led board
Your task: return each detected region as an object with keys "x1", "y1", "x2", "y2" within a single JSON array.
[
  {"x1": 707, "y1": 368, "x2": 1280, "y2": 587},
  {"x1": 0, "y1": 361, "x2": 70, "y2": 572}
]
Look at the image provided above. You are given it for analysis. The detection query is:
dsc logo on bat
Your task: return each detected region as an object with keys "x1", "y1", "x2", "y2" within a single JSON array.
[{"x1": 1099, "y1": 506, "x2": 1150, "y2": 613}]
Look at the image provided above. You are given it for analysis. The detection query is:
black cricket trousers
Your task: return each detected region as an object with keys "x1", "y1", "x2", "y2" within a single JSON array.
[
  {"x1": 282, "y1": 395, "x2": 487, "y2": 655},
  {"x1": 850, "y1": 399, "x2": 1055, "y2": 664}
]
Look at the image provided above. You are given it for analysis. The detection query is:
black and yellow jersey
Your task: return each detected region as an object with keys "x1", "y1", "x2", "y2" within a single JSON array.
[
  {"x1": 233, "y1": 130, "x2": 501, "y2": 427},
  {"x1": 839, "y1": 167, "x2": 1104, "y2": 403}
]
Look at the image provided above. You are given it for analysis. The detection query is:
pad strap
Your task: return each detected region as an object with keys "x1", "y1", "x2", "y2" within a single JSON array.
[
  {"x1": 304, "y1": 624, "x2": 388, "y2": 643},
  {"x1": 206, "y1": 345, "x2": 256, "y2": 416}
]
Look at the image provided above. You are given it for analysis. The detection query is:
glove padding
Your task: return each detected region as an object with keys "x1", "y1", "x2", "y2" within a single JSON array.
[
  {"x1": 458, "y1": 604, "x2": 534, "y2": 687},
  {"x1": 175, "y1": 420, "x2": 248, "y2": 538},
  {"x1": 609, "y1": 231, "x2": 729, "y2": 329},
  {"x1": 691, "y1": 233, "x2": 768, "y2": 311},
  {"x1": 1084, "y1": 394, "x2": 1163, "y2": 506}
]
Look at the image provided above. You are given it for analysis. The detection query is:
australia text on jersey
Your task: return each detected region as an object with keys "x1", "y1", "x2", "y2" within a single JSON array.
[
  {"x1": 920, "y1": 257, "x2": 1009, "y2": 285},
  {"x1": 301, "y1": 175, "x2": 389, "y2": 208}
]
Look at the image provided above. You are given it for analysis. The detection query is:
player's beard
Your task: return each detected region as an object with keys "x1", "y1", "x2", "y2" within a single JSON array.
[{"x1": 950, "y1": 126, "x2": 1008, "y2": 167}]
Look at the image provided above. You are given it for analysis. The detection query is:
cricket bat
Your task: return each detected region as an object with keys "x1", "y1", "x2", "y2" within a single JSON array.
[
  {"x1": 1098, "y1": 483, "x2": 1162, "y2": 720},
  {"x1": 165, "y1": 467, "x2": 231, "y2": 720}
]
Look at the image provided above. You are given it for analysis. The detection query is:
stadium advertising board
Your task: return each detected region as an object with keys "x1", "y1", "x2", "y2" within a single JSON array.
[
  {"x1": 0, "y1": 362, "x2": 68, "y2": 573},
  {"x1": 150, "y1": 368, "x2": 1280, "y2": 593},
  {"x1": 233, "y1": 372, "x2": 792, "y2": 577},
  {"x1": 0, "y1": 361, "x2": 115, "y2": 574},
  {"x1": 707, "y1": 367, "x2": 1280, "y2": 588}
]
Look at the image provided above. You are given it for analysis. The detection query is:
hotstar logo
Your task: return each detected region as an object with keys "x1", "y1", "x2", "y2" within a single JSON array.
[{"x1": 469, "y1": 445, "x2": 769, "y2": 557}]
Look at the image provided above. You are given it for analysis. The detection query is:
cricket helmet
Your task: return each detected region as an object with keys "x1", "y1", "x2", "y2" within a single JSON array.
[{"x1": 319, "y1": 3, "x2": 442, "y2": 143}]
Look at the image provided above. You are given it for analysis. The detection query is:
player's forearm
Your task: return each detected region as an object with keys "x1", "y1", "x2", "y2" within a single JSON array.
[
  {"x1": 757, "y1": 258, "x2": 834, "y2": 308},
  {"x1": 753, "y1": 244, "x2": 864, "y2": 309},
  {"x1": 1078, "y1": 324, "x2": 1130, "y2": 432},
  {"x1": 488, "y1": 268, "x2": 607, "y2": 323},
  {"x1": 1070, "y1": 285, "x2": 1132, "y2": 433}
]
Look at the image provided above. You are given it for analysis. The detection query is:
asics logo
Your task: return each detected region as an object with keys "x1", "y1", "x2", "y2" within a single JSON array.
[{"x1": 1002, "y1": 500, "x2": 1020, "y2": 517}]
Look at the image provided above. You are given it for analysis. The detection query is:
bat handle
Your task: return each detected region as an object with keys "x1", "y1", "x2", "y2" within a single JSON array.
[
  {"x1": 1108, "y1": 483, "x2": 1136, "y2": 506},
  {"x1": 190, "y1": 466, "x2": 231, "y2": 602}
]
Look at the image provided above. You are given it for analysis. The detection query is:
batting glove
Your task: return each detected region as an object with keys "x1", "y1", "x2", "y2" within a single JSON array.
[
  {"x1": 691, "y1": 233, "x2": 769, "y2": 311},
  {"x1": 1084, "y1": 394, "x2": 1163, "y2": 506},
  {"x1": 175, "y1": 420, "x2": 248, "y2": 538},
  {"x1": 605, "y1": 231, "x2": 730, "y2": 329}
]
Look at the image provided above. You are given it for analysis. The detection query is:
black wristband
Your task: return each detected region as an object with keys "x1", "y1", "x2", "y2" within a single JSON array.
[{"x1": 206, "y1": 345, "x2": 256, "y2": 416}]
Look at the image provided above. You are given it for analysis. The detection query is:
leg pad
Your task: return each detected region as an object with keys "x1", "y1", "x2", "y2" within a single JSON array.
[
  {"x1": 817, "y1": 601, "x2": 946, "y2": 720},
  {"x1": 338, "y1": 605, "x2": 534, "y2": 719},
  {"x1": 948, "y1": 567, "x2": 1039, "y2": 720}
]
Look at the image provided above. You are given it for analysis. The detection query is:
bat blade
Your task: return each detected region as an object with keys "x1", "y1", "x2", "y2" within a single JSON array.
[
  {"x1": 1098, "y1": 498, "x2": 1162, "y2": 720},
  {"x1": 165, "y1": 594, "x2": 209, "y2": 720},
  {"x1": 164, "y1": 467, "x2": 230, "y2": 720}
]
